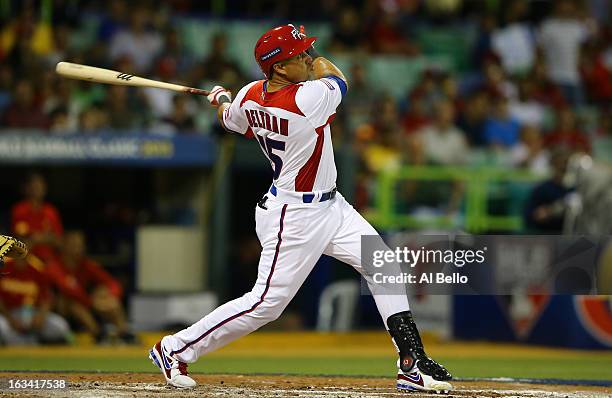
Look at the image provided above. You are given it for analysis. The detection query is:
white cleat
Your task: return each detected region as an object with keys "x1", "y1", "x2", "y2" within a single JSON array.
[
  {"x1": 149, "y1": 339, "x2": 196, "y2": 389},
  {"x1": 396, "y1": 360, "x2": 453, "y2": 394}
]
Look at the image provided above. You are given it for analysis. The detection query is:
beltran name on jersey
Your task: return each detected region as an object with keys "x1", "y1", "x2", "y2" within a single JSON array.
[{"x1": 223, "y1": 75, "x2": 347, "y2": 193}]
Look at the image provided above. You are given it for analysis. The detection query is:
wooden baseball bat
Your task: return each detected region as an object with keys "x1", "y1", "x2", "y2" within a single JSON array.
[{"x1": 55, "y1": 61, "x2": 210, "y2": 96}]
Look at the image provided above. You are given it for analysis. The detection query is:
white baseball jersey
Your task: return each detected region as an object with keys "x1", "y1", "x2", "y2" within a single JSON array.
[{"x1": 222, "y1": 76, "x2": 346, "y2": 192}]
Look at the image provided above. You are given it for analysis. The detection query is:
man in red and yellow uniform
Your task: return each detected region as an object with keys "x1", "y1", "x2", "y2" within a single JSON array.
[
  {"x1": 46, "y1": 230, "x2": 135, "y2": 344},
  {"x1": 0, "y1": 255, "x2": 71, "y2": 344},
  {"x1": 11, "y1": 173, "x2": 64, "y2": 261}
]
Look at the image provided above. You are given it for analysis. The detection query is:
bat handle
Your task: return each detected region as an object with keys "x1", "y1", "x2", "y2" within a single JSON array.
[{"x1": 185, "y1": 87, "x2": 210, "y2": 96}]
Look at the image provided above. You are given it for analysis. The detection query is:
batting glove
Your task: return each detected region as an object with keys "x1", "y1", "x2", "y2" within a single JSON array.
[{"x1": 207, "y1": 85, "x2": 232, "y2": 107}]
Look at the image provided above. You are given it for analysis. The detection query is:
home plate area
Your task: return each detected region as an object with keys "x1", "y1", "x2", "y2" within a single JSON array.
[{"x1": 0, "y1": 373, "x2": 610, "y2": 398}]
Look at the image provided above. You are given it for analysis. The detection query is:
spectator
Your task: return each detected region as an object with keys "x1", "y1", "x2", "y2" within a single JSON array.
[
  {"x1": 11, "y1": 173, "x2": 63, "y2": 261},
  {"x1": 143, "y1": 28, "x2": 194, "y2": 119},
  {"x1": 402, "y1": 94, "x2": 431, "y2": 135},
  {"x1": 0, "y1": 256, "x2": 72, "y2": 345},
  {"x1": 594, "y1": 109, "x2": 611, "y2": 137},
  {"x1": 544, "y1": 107, "x2": 591, "y2": 154},
  {"x1": 46, "y1": 230, "x2": 135, "y2": 344},
  {"x1": 49, "y1": 107, "x2": 74, "y2": 134},
  {"x1": 417, "y1": 100, "x2": 469, "y2": 165},
  {"x1": 356, "y1": 96, "x2": 403, "y2": 173},
  {"x1": 529, "y1": 56, "x2": 567, "y2": 108},
  {"x1": 401, "y1": 130, "x2": 465, "y2": 216},
  {"x1": 480, "y1": 58, "x2": 517, "y2": 100},
  {"x1": 538, "y1": 0, "x2": 590, "y2": 105},
  {"x1": 403, "y1": 133, "x2": 427, "y2": 166},
  {"x1": 471, "y1": 13, "x2": 497, "y2": 69},
  {"x1": 151, "y1": 95, "x2": 197, "y2": 134},
  {"x1": 509, "y1": 77, "x2": 547, "y2": 128},
  {"x1": 484, "y1": 96, "x2": 522, "y2": 149},
  {"x1": 510, "y1": 125, "x2": 550, "y2": 174},
  {"x1": 44, "y1": 23, "x2": 73, "y2": 68},
  {"x1": 157, "y1": 27, "x2": 194, "y2": 77},
  {"x1": 97, "y1": 0, "x2": 128, "y2": 42},
  {"x1": 201, "y1": 32, "x2": 244, "y2": 83},
  {"x1": 78, "y1": 104, "x2": 109, "y2": 133},
  {"x1": 491, "y1": 0, "x2": 536, "y2": 75},
  {"x1": 408, "y1": 70, "x2": 439, "y2": 115},
  {"x1": 328, "y1": 6, "x2": 365, "y2": 53},
  {"x1": 440, "y1": 74, "x2": 462, "y2": 111},
  {"x1": 580, "y1": 38, "x2": 612, "y2": 105},
  {"x1": 367, "y1": 10, "x2": 420, "y2": 55},
  {"x1": 0, "y1": 64, "x2": 13, "y2": 113},
  {"x1": 524, "y1": 149, "x2": 573, "y2": 232},
  {"x1": 108, "y1": 6, "x2": 162, "y2": 73},
  {"x1": 1, "y1": 4, "x2": 50, "y2": 78},
  {"x1": 456, "y1": 90, "x2": 490, "y2": 147},
  {"x1": 344, "y1": 63, "x2": 377, "y2": 131},
  {"x1": 105, "y1": 85, "x2": 148, "y2": 130},
  {"x1": 1, "y1": 80, "x2": 49, "y2": 130}
]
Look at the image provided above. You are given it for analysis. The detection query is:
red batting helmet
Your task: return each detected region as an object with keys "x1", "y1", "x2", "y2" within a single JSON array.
[{"x1": 254, "y1": 24, "x2": 317, "y2": 78}]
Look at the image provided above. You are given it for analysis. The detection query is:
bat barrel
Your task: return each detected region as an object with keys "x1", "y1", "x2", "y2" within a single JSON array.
[{"x1": 55, "y1": 62, "x2": 209, "y2": 96}]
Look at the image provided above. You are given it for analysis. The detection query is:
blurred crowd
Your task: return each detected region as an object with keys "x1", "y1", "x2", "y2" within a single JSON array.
[
  {"x1": 0, "y1": 0, "x2": 608, "y2": 141},
  {"x1": 0, "y1": 5, "x2": 609, "y2": 174}
]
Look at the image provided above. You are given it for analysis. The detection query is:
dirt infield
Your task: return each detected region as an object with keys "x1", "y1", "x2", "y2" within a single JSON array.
[{"x1": 0, "y1": 372, "x2": 610, "y2": 398}]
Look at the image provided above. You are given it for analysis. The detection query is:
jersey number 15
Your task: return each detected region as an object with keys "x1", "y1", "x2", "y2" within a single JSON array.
[{"x1": 257, "y1": 136, "x2": 285, "y2": 180}]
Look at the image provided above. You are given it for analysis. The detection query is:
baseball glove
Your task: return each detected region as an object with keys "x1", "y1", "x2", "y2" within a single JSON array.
[{"x1": 0, "y1": 235, "x2": 28, "y2": 262}]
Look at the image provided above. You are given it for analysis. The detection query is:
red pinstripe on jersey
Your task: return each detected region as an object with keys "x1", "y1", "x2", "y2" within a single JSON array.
[{"x1": 295, "y1": 113, "x2": 335, "y2": 191}]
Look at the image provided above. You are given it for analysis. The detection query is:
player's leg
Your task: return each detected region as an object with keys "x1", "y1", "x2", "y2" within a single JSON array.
[
  {"x1": 153, "y1": 200, "x2": 339, "y2": 387},
  {"x1": 322, "y1": 193, "x2": 410, "y2": 320},
  {"x1": 0, "y1": 314, "x2": 23, "y2": 345},
  {"x1": 323, "y1": 193, "x2": 452, "y2": 393},
  {"x1": 0, "y1": 312, "x2": 36, "y2": 345},
  {"x1": 37, "y1": 312, "x2": 72, "y2": 344}
]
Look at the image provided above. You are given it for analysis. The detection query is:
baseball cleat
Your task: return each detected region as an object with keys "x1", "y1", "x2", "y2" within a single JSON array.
[
  {"x1": 149, "y1": 339, "x2": 196, "y2": 388},
  {"x1": 396, "y1": 359, "x2": 452, "y2": 394}
]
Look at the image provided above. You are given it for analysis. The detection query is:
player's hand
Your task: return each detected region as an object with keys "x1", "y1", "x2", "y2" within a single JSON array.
[
  {"x1": 207, "y1": 85, "x2": 232, "y2": 107},
  {"x1": 299, "y1": 25, "x2": 320, "y2": 59}
]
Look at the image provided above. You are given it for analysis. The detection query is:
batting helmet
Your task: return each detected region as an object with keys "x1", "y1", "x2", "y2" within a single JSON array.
[{"x1": 254, "y1": 24, "x2": 317, "y2": 79}]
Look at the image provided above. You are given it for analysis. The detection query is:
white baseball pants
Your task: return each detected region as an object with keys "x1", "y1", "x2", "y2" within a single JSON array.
[{"x1": 164, "y1": 191, "x2": 409, "y2": 363}]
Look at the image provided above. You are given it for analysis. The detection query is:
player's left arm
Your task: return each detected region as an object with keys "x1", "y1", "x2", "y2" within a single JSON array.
[
  {"x1": 296, "y1": 39, "x2": 348, "y2": 126},
  {"x1": 206, "y1": 83, "x2": 254, "y2": 136},
  {"x1": 309, "y1": 51, "x2": 348, "y2": 91},
  {"x1": 205, "y1": 86, "x2": 233, "y2": 127}
]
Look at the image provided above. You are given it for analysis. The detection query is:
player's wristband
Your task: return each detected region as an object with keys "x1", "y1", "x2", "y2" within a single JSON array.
[
  {"x1": 217, "y1": 95, "x2": 231, "y2": 105},
  {"x1": 306, "y1": 46, "x2": 321, "y2": 59}
]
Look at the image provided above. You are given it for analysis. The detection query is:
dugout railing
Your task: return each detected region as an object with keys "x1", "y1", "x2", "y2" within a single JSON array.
[{"x1": 363, "y1": 166, "x2": 545, "y2": 233}]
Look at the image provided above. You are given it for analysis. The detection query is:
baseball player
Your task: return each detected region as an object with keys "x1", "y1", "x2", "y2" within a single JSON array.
[{"x1": 149, "y1": 24, "x2": 452, "y2": 393}]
